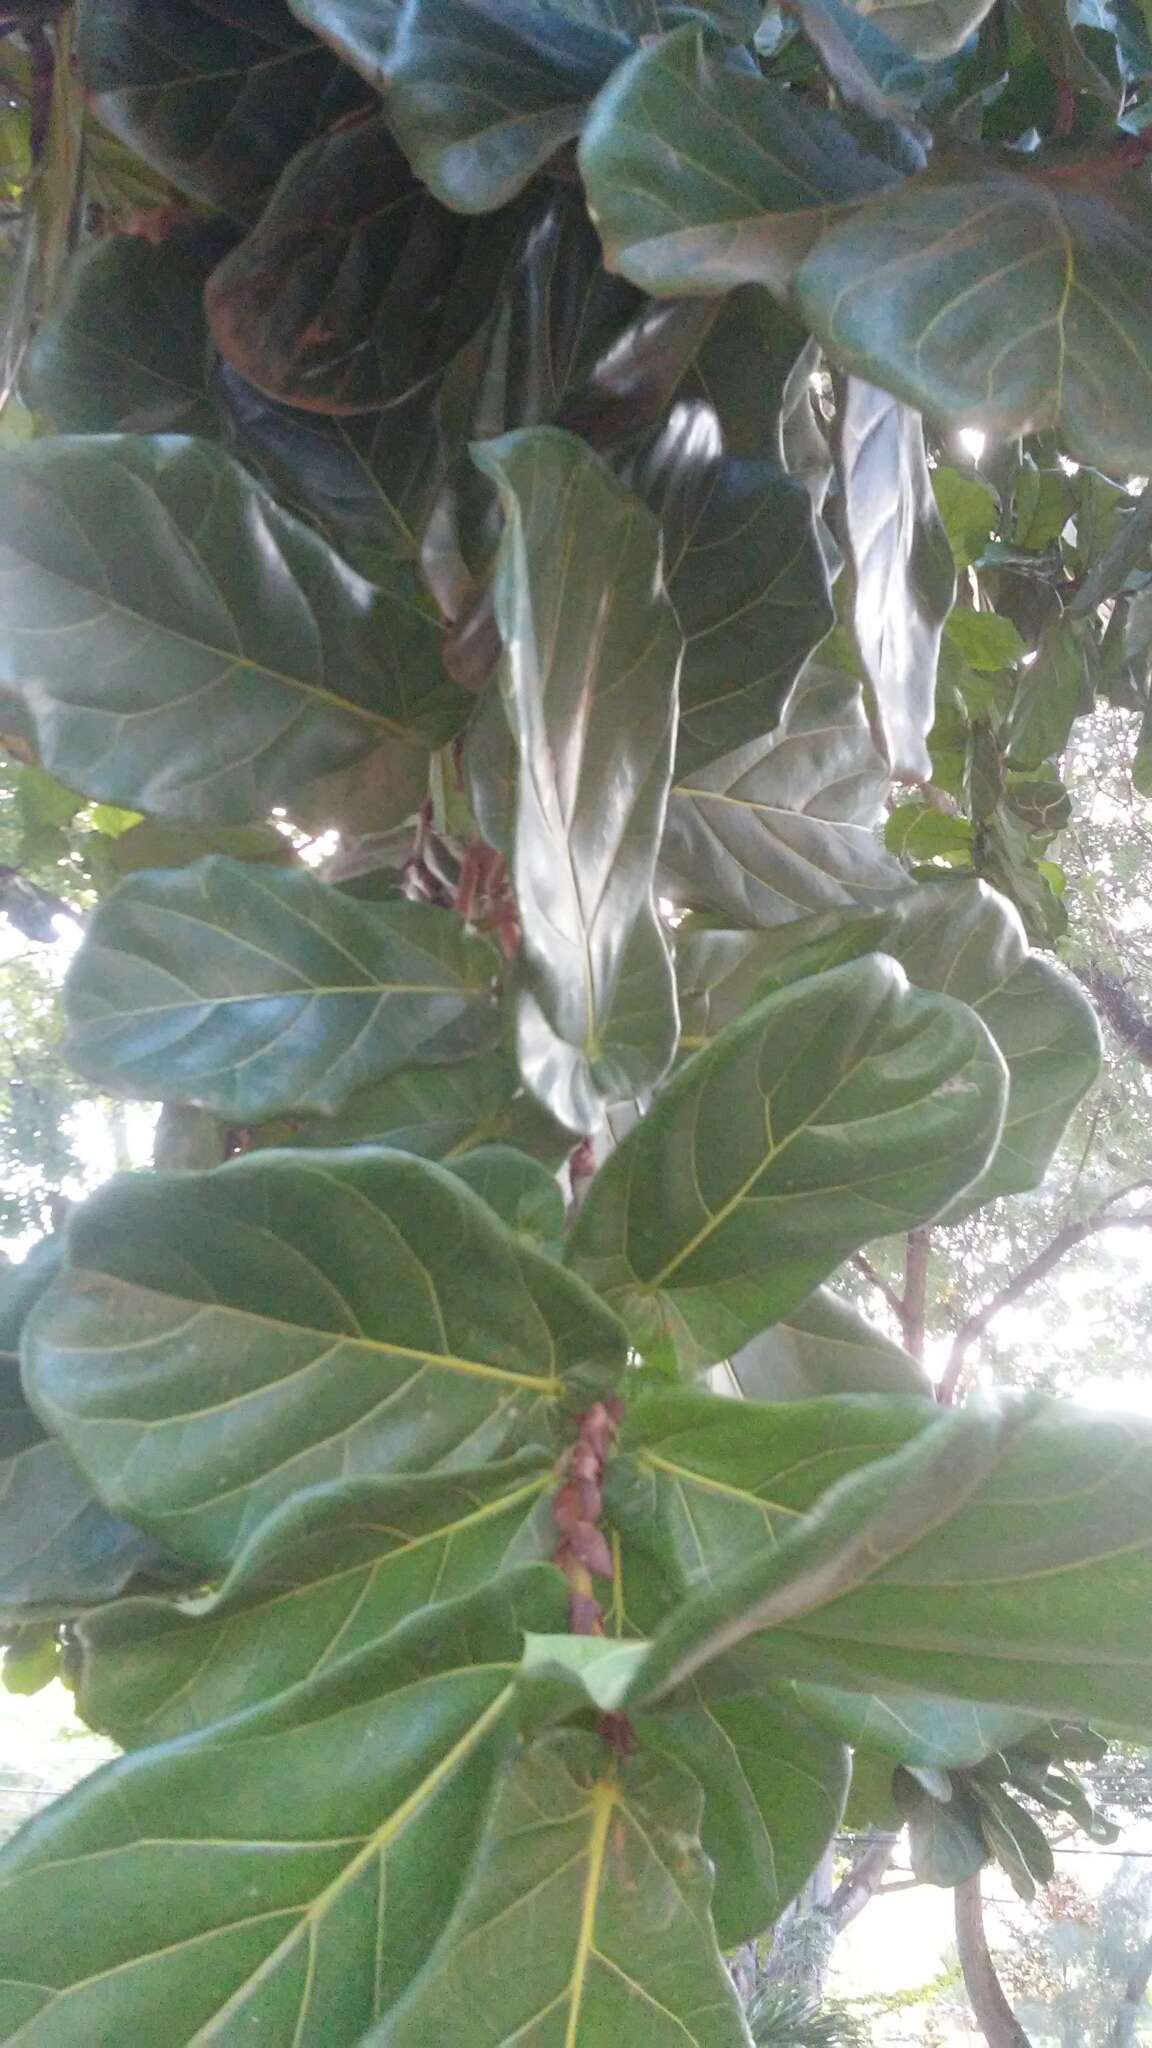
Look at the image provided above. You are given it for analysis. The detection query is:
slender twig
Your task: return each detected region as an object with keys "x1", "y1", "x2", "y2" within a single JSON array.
[
  {"x1": 850, "y1": 1252, "x2": 905, "y2": 1325},
  {"x1": 901, "y1": 1226, "x2": 932, "y2": 1363},
  {"x1": 939, "y1": 1182, "x2": 1152, "y2": 1405}
]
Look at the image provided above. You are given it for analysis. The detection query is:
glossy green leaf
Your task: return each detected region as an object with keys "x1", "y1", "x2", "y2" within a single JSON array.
[
  {"x1": 579, "y1": 25, "x2": 896, "y2": 297},
  {"x1": 384, "y1": 0, "x2": 634, "y2": 213},
  {"x1": 63, "y1": 858, "x2": 501, "y2": 1121},
  {"x1": 729, "y1": 1288, "x2": 931, "y2": 1401},
  {"x1": 793, "y1": 0, "x2": 959, "y2": 120},
  {"x1": 631, "y1": 419, "x2": 833, "y2": 775},
  {"x1": 25, "y1": 1148, "x2": 626, "y2": 1566},
  {"x1": 605, "y1": 1384, "x2": 934, "y2": 1630},
  {"x1": 205, "y1": 114, "x2": 511, "y2": 414},
  {"x1": 0, "y1": 1246, "x2": 169, "y2": 1624},
  {"x1": 23, "y1": 221, "x2": 234, "y2": 435},
  {"x1": 837, "y1": 381, "x2": 955, "y2": 780},
  {"x1": 0, "y1": 435, "x2": 465, "y2": 822},
  {"x1": 284, "y1": 1052, "x2": 573, "y2": 1163},
  {"x1": 623, "y1": 1394, "x2": 1152, "y2": 1736},
  {"x1": 569, "y1": 954, "x2": 1007, "y2": 1368},
  {"x1": 375, "y1": 1730, "x2": 753, "y2": 2047},
  {"x1": 77, "y1": 1455, "x2": 554, "y2": 1745},
  {"x1": 660, "y1": 667, "x2": 908, "y2": 927},
  {"x1": 475, "y1": 428, "x2": 681, "y2": 1132},
  {"x1": 933, "y1": 465, "x2": 1000, "y2": 569},
  {"x1": 849, "y1": 0, "x2": 997, "y2": 54},
  {"x1": 1013, "y1": 465, "x2": 1076, "y2": 550},
  {"x1": 635, "y1": 1678, "x2": 849, "y2": 1948},
  {"x1": 77, "y1": 0, "x2": 365, "y2": 221},
  {"x1": 798, "y1": 166, "x2": 1152, "y2": 473},
  {"x1": 672, "y1": 880, "x2": 1100, "y2": 1214},
  {"x1": 445, "y1": 1145, "x2": 565, "y2": 1241},
  {"x1": 0, "y1": 1571, "x2": 567, "y2": 2045}
]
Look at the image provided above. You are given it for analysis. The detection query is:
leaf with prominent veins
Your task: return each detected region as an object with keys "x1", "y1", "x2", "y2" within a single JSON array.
[
  {"x1": 63, "y1": 859, "x2": 502, "y2": 1122},
  {"x1": 25, "y1": 1149, "x2": 626, "y2": 1567}
]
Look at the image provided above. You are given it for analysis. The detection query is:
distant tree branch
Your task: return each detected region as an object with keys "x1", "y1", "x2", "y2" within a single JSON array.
[
  {"x1": 938, "y1": 1183, "x2": 1152, "y2": 1405},
  {"x1": 850, "y1": 1252, "x2": 905, "y2": 1325},
  {"x1": 954, "y1": 1873, "x2": 1035, "y2": 2048},
  {"x1": 901, "y1": 1226, "x2": 932, "y2": 1363},
  {"x1": 822, "y1": 1833, "x2": 901, "y2": 1934},
  {"x1": 1105, "y1": 1929, "x2": 1152, "y2": 2047}
]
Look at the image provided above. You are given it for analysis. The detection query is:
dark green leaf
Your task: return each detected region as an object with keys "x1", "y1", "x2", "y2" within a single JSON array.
[
  {"x1": 569, "y1": 955, "x2": 1007, "y2": 1368},
  {"x1": 285, "y1": 1052, "x2": 572, "y2": 1163},
  {"x1": 660, "y1": 667, "x2": 908, "y2": 928},
  {"x1": 904, "y1": 1778, "x2": 988, "y2": 1885},
  {"x1": 23, "y1": 221, "x2": 234, "y2": 435},
  {"x1": 972, "y1": 1780, "x2": 1054, "y2": 1899},
  {"x1": 579, "y1": 25, "x2": 896, "y2": 297},
  {"x1": 1013, "y1": 465, "x2": 1076, "y2": 550},
  {"x1": 0, "y1": 435, "x2": 466, "y2": 821},
  {"x1": 25, "y1": 1149, "x2": 625, "y2": 1566},
  {"x1": 798, "y1": 166, "x2": 1152, "y2": 474},
  {"x1": 375, "y1": 1731, "x2": 753, "y2": 2047},
  {"x1": 445, "y1": 1145, "x2": 565, "y2": 1241},
  {"x1": 0, "y1": 1245, "x2": 170, "y2": 1624},
  {"x1": 205, "y1": 114, "x2": 512, "y2": 414},
  {"x1": 632, "y1": 1684, "x2": 849, "y2": 1948},
  {"x1": 622, "y1": 1394, "x2": 1152, "y2": 1737},
  {"x1": 630, "y1": 420, "x2": 833, "y2": 775},
  {"x1": 63, "y1": 858, "x2": 501, "y2": 1121},
  {"x1": 384, "y1": 0, "x2": 634, "y2": 213},
  {"x1": 729, "y1": 1289, "x2": 931, "y2": 1400},
  {"x1": 793, "y1": 0, "x2": 958, "y2": 119},
  {"x1": 933, "y1": 465, "x2": 1000, "y2": 569},
  {"x1": 77, "y1": 0, "x2": 366, "y2": 221},
  {"x1": 106, "y1": 819, "x2": 296, "y2": 878},
  {"x1": 77, "y1": 1455, "x2": 554, "y2": 1744},
  {"x1": 837, "y1": 380, "x2": 955, "y2": 779},
  {"x1": 1006, "y1": 617, "x2": 1094, "y2": 768},
  {"x1": 475, "y1": 428, "x2": 681, "y2": 1131},
  {"x1": 604, "y1": 1384, "x2": 933, "y2": 1629},
  {"x1": 0, "y1": 1571, "x2": 568, "y2": 2044}
]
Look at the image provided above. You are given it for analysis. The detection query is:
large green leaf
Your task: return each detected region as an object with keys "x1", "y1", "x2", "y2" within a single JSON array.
[
  {"x1": 630, "y1": 417, "x2": 833, "y2": 776},
  {"x1": 578, "y1": 25, "x2": 895, "y2": 297},
  {"x1": 383, "y1": 0, "x2": 636, "y2": 213},
  {"x1": 445, "y1": 1144, "x2": 566, "y2": 1242},
  {"x1": 634, "y1": 1679, "x2": 849, "y2": 1948},
  {"x1": 375, "y1": 1730, "x2": 753, "y2": 2047},
  {"x1": 63, "y1": 859, "x2": 501, "y2": 1121},
  {"x1": 789, "y1": 1684, "x2": 1038, "y2": 1768},
  {"x1": 475, "y1": 428, "x2": 682, "y2": 1131},
  {"x1": 837, "y1": 380, "x2": 954, "y2": 781},
  {"x1": 622, "y1": 1394, "x2": 1152, "y2": 1736},
  {"x1": 25, "y1": 1149, "x2": 626, "y2": 1566},
  {"x1": 605, "y1": 1385, "x2": 933, "y2": 1631},
  {"x1": 797, "y1": 166, "x2": 1152, "y2": 474},
  {"x1": 0, "y1": 1247, "x2": 171, "y2": 1624},
  {"x1": 285, "y1": 1051, "x2": 572, "y2": 1162},
  {"x1": 0, "y1": 436, "x2": 466, "y2": 822},
  {"x1": 23, "y1": 222, "x2": 234, "y2": 435},
  {"x1": 676, "y1": 882, "x2": 1100, "y2": 1212},
  {"x1": 851, "y1": 0, "x2": 997, "y2": 54},
  {"x1": 0, "y1": 1571, "x2": 568, "y2": 2045},
  {"x1": 76, "y1": 1455, "x2": 554, "y2": 1745},
  {"x1": 205, "y1": 113, "x2": 512, "y2": 414},
  {"x1": 77, "y1": 0, "x2": 365, "y2": 221},
  {"x1": 659, "y1": 668, "x2": 908, "y2": 926},
  {"x1": 568, "y1": 955, "x2": 1007, "y2": 1368},
  {"x1": 729, "y1": 1289, "x2": 931, "y2": 1401}
]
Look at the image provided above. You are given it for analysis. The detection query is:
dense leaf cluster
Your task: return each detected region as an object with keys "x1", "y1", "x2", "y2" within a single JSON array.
[{"x1": 1, "y1": 0, "x2": 1152, "y2": 2039}]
